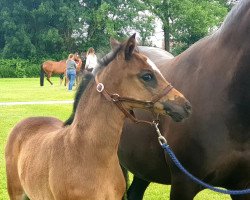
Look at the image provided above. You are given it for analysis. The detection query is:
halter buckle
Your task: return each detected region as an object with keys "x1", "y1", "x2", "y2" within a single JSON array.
[
  {"x1": 96, "y1": 83, "x2": 104, "y2": 92},
  {"x1": 111, "y1": 94, "x2": 120, "y2": 102}
]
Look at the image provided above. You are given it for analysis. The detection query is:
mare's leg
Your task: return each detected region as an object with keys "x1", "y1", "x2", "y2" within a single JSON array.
[
  {"x1": 65, "y1": 73, "x2": 69, "y2": 86},
  {"x1": 230, "y1": 183, "x2": 250, "y2": 200},
  {"x1": 46, "y1": 73, "x2": 53, "y2": 85},
  {"x1": 46, "y1": 78, "x2": 53, "y2": 85},
  {"x1": 121, "y1": 166, "x2": 128, "y2": 200},
  {"x1": 231, "y1": 195, "x2": 250, "y2": 200},
  {"x1": 127, "y1": 176, "x2": 150, "y2": 200},
  {"x1": 76, "y1": 71, "x2": 84, "y2": 87},
  {"x1": 75, "y1": 71, "x2": 83, "y2": 87},
  {"x1": 59, "y1": 74, "x2": 64, "y2": 85},
  {"x1": 170, "y1": 174, "x2": 200, "y2": 200},
  {"x1": 76, "y1": 73, "x2": 79, "y2": 86}
]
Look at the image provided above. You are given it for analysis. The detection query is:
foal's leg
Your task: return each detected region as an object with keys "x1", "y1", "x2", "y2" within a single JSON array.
[
  {"x1": 23, "y1": 194, "x2": 30, "y2": 200},
  {"x1": 127, "y1": 176, "x2": 150, "y2": 200}
]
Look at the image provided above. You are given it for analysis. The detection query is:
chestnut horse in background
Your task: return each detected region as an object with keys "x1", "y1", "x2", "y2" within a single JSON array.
[
  {"x1": 118, "y1": 1, "x2": 250, "y2": 199},
  {"x1": 5, "y1": 34, "x2": 191, "y2": 200},
  {"x1": 40, "y1": 54, "x2": 82, "y2": 86}
]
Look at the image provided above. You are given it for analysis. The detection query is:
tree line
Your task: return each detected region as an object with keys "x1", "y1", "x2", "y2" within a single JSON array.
[{"x1": 0, "y1": 0, "x2": 234, "y2": 62}]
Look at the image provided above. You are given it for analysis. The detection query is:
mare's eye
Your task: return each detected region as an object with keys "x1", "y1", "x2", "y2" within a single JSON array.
[{"x1": 141, "y1": 73, "x2": 154, "y2": 82}]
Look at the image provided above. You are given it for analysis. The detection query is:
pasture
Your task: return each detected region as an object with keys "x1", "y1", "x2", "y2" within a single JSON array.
[{"x1": 0, "y1": 78, "x2": 230, "y2": 199}]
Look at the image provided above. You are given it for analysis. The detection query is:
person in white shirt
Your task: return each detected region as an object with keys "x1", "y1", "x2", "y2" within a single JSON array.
[{"x1": 85, "y1": 47, "x2": 97, "y2": 72}]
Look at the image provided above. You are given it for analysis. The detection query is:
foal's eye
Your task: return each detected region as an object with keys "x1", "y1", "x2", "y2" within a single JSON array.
[{"x1": 141, "y1": 73, "x2": 154, "y2": 82}]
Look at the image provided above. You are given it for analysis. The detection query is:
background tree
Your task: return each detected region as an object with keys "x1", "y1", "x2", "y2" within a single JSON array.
[
  {"x1": 0, "y1": 0, "x2": 156, "y2": 59},
  {"x1": 77, "y1": 0, "x2": 156, "y2": 54},
  {"x1": 0, "y1": 0, "x2": 232, "y2": 60},
  {"x1": 141, "y1": 0, "x2": 228, "y2": 54},
  {"x1": 0, "y1": 0, "x2": 82, "y2": 59}
]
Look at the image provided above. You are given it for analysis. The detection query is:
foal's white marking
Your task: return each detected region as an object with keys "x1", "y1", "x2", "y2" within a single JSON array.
[{"x1": 146, "y1": 58, "x2": 163, "y2": 76}]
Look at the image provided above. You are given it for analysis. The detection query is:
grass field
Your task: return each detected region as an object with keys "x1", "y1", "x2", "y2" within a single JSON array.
[{"x1": 0, "y1": 78, "x2": 231, "y2": 199}]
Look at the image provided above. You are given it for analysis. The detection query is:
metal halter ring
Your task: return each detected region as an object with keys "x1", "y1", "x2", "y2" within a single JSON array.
[{"x1": 96, "y1": 83, "x2": 104, "y2": 93}]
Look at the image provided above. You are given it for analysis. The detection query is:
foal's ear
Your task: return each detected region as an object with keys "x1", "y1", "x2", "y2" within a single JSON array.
[
  {"x1": 110, "y1": 38, "x2": 120, "y2": 50},
  {"x1": 125, "y1": 33, "x2": 136, "y2": 60}
]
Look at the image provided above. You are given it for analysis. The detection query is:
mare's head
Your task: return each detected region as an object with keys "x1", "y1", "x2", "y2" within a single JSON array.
[
  {"x1": 73, "y1": 53, "x2": 82, "y2": 69},
  {"x1": 73, "y1": 53, "x2": 80, "y2": 62},
  {"x1": 94, "y1": 34, "x2": 191, "y2": 122}
]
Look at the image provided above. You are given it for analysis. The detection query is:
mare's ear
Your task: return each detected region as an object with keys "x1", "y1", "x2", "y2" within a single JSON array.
[
  {"x1": 110, "y1": 38, "x2": 120, "y2": 50},
  {"x1": 125, "y1": 33, "x2": 136, "y2": 60}
]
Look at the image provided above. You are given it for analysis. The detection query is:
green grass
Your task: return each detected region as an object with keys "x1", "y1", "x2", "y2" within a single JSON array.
[
  {"x1": 0, "y1": 77, "x2": 74, "y2": 102},
  {"x1": 0, "y1": 78, "x2": 231, "y2": 200}
]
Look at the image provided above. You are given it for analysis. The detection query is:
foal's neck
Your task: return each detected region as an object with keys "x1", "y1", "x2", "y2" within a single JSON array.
[{"x1": 71, "y1": 78, "x2": 125, "y2": 155}]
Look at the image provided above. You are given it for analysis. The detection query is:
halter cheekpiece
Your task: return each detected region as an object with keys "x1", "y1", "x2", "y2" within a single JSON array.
[{"x1": 95, "y1": 75, "x2": 173, "y2": 125}]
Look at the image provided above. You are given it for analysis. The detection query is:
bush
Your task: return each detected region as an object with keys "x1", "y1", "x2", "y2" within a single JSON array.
[{"x1": 0, "y1": 58, "x2": 40, "y2": 78}]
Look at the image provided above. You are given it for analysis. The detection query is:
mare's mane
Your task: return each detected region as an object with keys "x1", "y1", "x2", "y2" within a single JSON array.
[
  {"x1": 180, "y1": 1, "x2": 250, "y2": 56},
  {"x1": 64, "y1": 42, "x2": 137, "y2": 126},
  {"x1": 219, "y1": 0, "x2": 249, "y2": 35}
]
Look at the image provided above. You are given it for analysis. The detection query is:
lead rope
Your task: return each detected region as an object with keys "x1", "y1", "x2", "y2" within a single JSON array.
[{"x1": 152, "y1": 122, "x2": 250, "y2": 195}]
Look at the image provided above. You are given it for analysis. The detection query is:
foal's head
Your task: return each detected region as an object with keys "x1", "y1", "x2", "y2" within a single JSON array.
[{"x1": 94, "y1": 34, "x2": 191, "y2": 122}]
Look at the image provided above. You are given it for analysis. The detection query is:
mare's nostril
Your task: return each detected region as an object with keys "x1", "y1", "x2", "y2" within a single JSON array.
[{"x1": 185, "y1": 102, "x2": 192, "y2": 113}]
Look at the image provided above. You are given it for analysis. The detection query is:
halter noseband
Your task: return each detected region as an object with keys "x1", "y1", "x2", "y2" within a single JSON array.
[{"x1": 95, "y1": 75, "x2": 173, "y2": 125}]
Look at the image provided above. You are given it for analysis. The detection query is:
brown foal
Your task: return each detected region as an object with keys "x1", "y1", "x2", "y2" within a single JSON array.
[{"x1": 5, "y1": 34, "x2": 191, "y2": 200}]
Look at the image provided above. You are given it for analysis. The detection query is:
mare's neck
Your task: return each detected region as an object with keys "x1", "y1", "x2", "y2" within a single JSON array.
[
  {"x1": 216, "y1": 1, "x2": 250, "y2": 50},
  {"x1": 71, "y1": 78, "x2": 125, "y2": 155}
]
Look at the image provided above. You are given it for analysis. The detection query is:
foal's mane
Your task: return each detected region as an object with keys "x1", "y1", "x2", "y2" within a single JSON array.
[{"x1": 64, "y1": 43, "x2": 131, "y2": 126}]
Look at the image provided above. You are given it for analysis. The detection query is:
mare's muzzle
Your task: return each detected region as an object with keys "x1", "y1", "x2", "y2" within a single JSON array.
[{"x1": 163, "y1": 99, "x2": 192, "y2": 122}]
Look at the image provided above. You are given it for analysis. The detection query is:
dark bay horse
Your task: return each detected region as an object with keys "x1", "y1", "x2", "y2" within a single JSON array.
[
  {"x1": 5, "y1": 34, "x2": 191, "y2": 200},
  {"x1": 118, "y1": 1, "x2": 250, "y2": 199},
  {"x1": 40, "y1": 54, "x2": 82, "y2": 86}
]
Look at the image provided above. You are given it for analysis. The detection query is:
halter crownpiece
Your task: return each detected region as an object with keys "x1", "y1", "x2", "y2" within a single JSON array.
[{"x1": 95, "y1": 75, "x2": 173, "y2": 125}]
